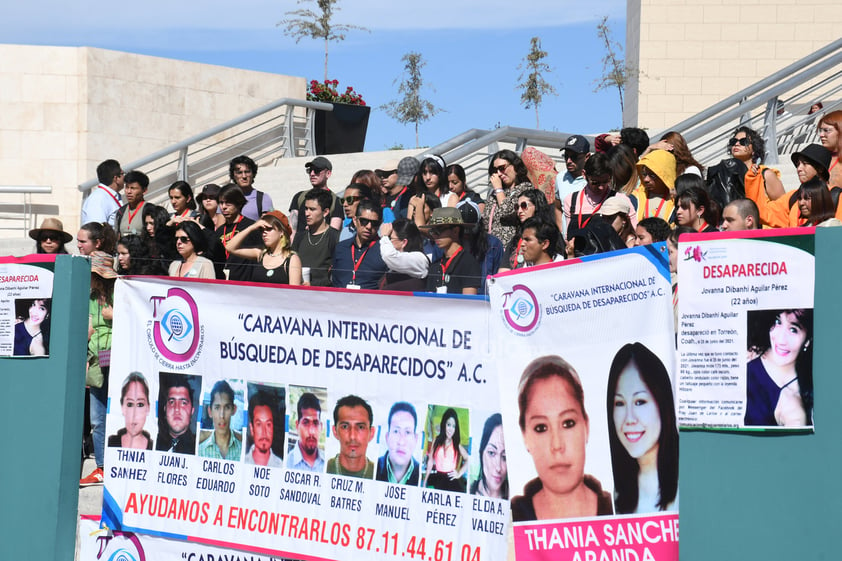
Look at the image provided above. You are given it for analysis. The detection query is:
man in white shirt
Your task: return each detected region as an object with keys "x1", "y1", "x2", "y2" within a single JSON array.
[{"x1": 81, "y1": 159, "x2": 124, "y2": 227}]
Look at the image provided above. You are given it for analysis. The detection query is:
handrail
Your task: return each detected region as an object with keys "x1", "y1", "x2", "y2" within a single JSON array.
[
  {"x1": 78, "y1": 98, "x2": 333, "y2": 192},
  {"x1": 0, "y1": 186, "x2": 52, "y2": 194},
  {"x1": 425, "y1": 126, "x2": 587, "y2": 165},
  {"x1": 669, "y1": 38, "x2": 842, "y2": 134}
]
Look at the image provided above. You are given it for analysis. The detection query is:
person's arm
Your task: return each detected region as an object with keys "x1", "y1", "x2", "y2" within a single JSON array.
[
  {"x1": 460, "y1": 286, "x2": 478, "y2": 296},
  {"x1": 225, "y1": 221, "x2": 264, "y2": 260},
  {"x1": 641, "y1": 140, "x2": 673, "y2": 157},
  {"x1": 453, "y1": 444, "x2": 470, "y2": 479},
  {"x1": 762, "y1": 168, "x2": 786, "y2": 201},
  {"x1": 423, "y1": 453, "x2": 434, "y2": 488},
  {"x1": 288, "y1": 253, "x2": 303, "y2": 285},
  {"x1": 379, "y1": 236, "x2": 429, "y2": 277},
  {"x1": 744, "y1": 169, "x2": 792, "y2": 228},
  {"x1": 408, "y1": 193, "x2": 427, "y2": 227},
  {"x1": 489, "y1": 174, "x2": 506, "y2": 208}
]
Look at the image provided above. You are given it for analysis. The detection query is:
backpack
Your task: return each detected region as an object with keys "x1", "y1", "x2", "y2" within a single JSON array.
[{"x1": 705, "y1": 158, "x2": 747, "y2": 210}]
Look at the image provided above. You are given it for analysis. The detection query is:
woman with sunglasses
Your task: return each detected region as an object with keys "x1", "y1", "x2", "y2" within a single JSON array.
[
  {"x1": 499, "y1": 189, "x2": 556, "y2": 271},
  {"x1": 727, "y1": 126, "x2": 785, "y2": 201},
  {"x1": 482, "y1": 150, "x2": 534, "y2": 248},
  {"x1": 196, "y1": 184, "x2": 226, "y2": 230},
  {"x1": 224, "y1": 210, "x2": 303, "y2": 285},
  {"x1": 29, "y1": 218, "x2": 72, "y2": 255},
  {"x1": 168, "y1": 221, "x2": 215, "y2": 279}
]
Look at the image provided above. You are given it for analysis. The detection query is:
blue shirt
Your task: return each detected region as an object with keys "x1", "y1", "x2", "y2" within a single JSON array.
[
  {"x1": 286, "y1": 442, "x2": 325, "y2": 472},
  {"x1": 331, "y1": 238, "x2": 387, "y2": 289}
]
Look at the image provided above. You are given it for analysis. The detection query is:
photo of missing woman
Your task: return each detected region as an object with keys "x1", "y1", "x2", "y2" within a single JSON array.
[
  {"x1": 13, "y1": 298, "x2": 51, "y2": 356},
  {"x1": 606, "y1": 343, "x2": 679, "y2": 514},
  {"x1": 469, "y1": 413, "x2": 508, "y2": 500},
  {"x1": 744, "y1": 308, "x2": 814, "y2": 428},
  {"x1": 422, "y1": 405, "x2": 470, "y2": 493},
  {"x1": 108, "y1": 372, "x2": 154, "y2": 449},
  {"x1": 511, "y1": 355, "x2": 613, "y2": 521}
]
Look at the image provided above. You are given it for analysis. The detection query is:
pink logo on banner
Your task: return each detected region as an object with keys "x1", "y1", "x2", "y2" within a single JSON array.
[
  {"x1": 684, "y1": 246, "x2": 706, "y2": 262},
  {"x1": 513, "y1": 514, "x2": 678, "y2": 561},
  {"x1": 151, "y1": 287, "x2": 202, "y2": 363},
  {"x1": 502, "y1": 284, "x2": 541, "y2": 334}
]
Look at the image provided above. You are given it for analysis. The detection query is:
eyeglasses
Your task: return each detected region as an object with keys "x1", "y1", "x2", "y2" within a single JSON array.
[
  {"x1": 728, "y1": 137, "x2": 750, "y2": 147},
  {"x1": 343, "y1": 196, "x2": 361, "y2": 204},
  {"x1": 518, "y1": 201, "x2": 533, "y2": 210},
  {"x1": 357, "y1": 217, "x2": 381, "y2": 228},
  {"x1": 819, "y1": 127, "x2": 835, "y2": 135},
  {"x1": 39, "y1": 233, "x2": 60, "y2": 242},
  {"x1": 175, "y1": 236, "x2": 192, "y2": 244},
  {"x1": 493, "y1": 163, "x2": 511, "y2": 174},
  {"x1": 376, "y1": 169, "x2": 397, "y2": 179}
]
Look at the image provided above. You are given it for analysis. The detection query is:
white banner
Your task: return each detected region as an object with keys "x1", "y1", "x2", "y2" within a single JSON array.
[
  {"x1": 488, "y1": 247, "x2": 679, "y2": 561},
  {"x1": 676, "y1": 229, "x2": 815, "y2": 431},
  {"x1": 103, "y1": 278, "x2": 506, "y2": 561}
]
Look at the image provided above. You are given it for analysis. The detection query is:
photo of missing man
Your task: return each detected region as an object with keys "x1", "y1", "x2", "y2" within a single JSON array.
[{"x1": 244, "y1": 382, "x2": 286, "y2": 467}]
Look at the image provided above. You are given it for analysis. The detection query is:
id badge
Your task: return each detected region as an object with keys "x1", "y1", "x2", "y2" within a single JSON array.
[
  {"x1": 436, "y1": 286, "x2": 448, "y2": 294},
  {"x1": 346, "y1": 283, "x2": 361, "y2": 290}
]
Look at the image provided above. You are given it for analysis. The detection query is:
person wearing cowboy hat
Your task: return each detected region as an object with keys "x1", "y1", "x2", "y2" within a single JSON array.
[
  {"x1": 29, "y1": 217, "x2": 73, "y2": 254},
  {"x1": 421, "y1": 207, "x2": 482, "y2": 295},
  {"x1": 744, "y1": 143, "x2": 835, "y2": 228}
]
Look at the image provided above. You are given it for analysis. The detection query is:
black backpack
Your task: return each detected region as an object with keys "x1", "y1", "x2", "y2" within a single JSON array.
[{"x1": 705, "y1": 158, "x2": 747, "y2": 210}]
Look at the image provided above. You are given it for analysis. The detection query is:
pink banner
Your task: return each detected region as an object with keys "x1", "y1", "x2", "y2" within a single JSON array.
[{"x1": 513, "y1": 514, "x2": 678, "y2": 561}]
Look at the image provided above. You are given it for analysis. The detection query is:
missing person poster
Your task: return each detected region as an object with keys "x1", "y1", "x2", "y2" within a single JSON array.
[
  {"x1": 487, "y1": 247, "x2": 679, "y2": 561},
  {"x1": 103, "y1": 277, "x2": 507, "y2": 561},
  {"x1": 0, "y1": 255, "x2": 54, "y2": 358},
  {"x1": 676, "y1": 229, "x2": 815, "y2": 432}
]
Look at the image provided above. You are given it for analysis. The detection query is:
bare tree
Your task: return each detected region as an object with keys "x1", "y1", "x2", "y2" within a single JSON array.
[
  {"x1": 279, "y1": 0, "x2": 369, "y2": 82},
  {"x1": 517, "y1": 36, "x2": 557, "y2": 129},
  {"x1": 381, "y1": 52, "x2": 443, "y2": 148},
  {"x1": 594, "y1": 16, "x2": 629, "y2": 116}
]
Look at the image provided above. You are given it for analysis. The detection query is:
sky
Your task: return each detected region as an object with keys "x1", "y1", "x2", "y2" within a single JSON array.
[{"x1": 3, "y1": 0, "x2": 627, "y2": 152}]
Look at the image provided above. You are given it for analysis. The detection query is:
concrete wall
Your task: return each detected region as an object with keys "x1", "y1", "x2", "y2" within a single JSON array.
[
  {"x1": 626, "y1": 0, "x2": 842, "y2": 130},
  {"x1": 0, "y1": 44, "x2": 305, "y2": 237}
]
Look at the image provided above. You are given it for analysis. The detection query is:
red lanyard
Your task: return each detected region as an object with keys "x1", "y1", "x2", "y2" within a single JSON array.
[
  {"x1": 351, "y1": 241, "x2": 376, "y2": 282},
  {"x1": 830, "y1": 157, "x2": 838, "y2": 171},
  {"x1": 513, "y1": 239, "x2": 524, "y2": 268},
  {"x1": 178, "y1": 208, "x2": 192, "y2": 218},
  {"x1": 458, "y1": 191, "x2": 467, "y2": 201},
  {"x1": 441, "y1": 247, "x2": 463, "y2": 283},
  {"x1": 221, "y1": 216, "x2": 243, "y2": 258},
  {"x1": 127, "y1": 201, "x2": 144, "y2": 226},
  {"x1": 698, "y1": 219, "x2": 709, "y2": 232},
  {"x1": 389, "y1": 187, "x2": 408, "y2": 209},
  {"x1": 99, "y1": 185, "x2": 121, "y2": 208},
  {"x1": 577, "y1": 189, "x2": 609, "y2": 229},
  {"x1": 645, "y1": 196, "x2": 667, "y2": 219}
]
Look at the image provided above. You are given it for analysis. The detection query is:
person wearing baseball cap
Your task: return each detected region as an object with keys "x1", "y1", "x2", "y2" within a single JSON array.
[
  {"x1": 196, "y1": 184, "x2": 226, "y2": 230},
  {"x1": 556, "y1": 135, "x2": 591, "y2": 232},
  {"x1": 383, "y1": 156, "x2": 419, "y2": 221},
  {"x1": 420, "y1": 207, "x2": 482, "y2": 295},
  {"x1": 288, "y1": 156, "x2": 343, "y2": 238}
]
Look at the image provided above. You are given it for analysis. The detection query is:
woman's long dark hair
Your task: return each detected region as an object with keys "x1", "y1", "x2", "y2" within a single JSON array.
[
  {"x1": 420, "y1": 156, "x2": 447, "y2": 196},
  {"x1": 747, "y1": 309, "x2": 814, "y2": 421},
  {"x1": 798, "y1": 178, "x2": 835, "y2": 225},
  {"x1": 169, "y1": 181, "x2": 197, "y2": 210},
  {"x1": 488, "y1": 149, "x2": 529, "y2": 185},
  {"x1": 606, "y1": 343, "x2": 679, "y2": 513},
  {"x1": 431, "y1": 408, "x2": 461, "y2": 467},
  {"x1": 142, "y1": 204, "x2": 176, "y2": 270},
  {"x1": 391, "y1": 218, "x2": 424, "y2": 253},
  {"x1": 117, "y1": 235, "x2": 154, "y2": 275},
  {"x1": 469, "y1": 413, "x2": 508, "y2": 498}
]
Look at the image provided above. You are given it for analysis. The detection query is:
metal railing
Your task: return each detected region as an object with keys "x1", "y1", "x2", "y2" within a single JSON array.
[
  {"x1": 78, "y1": 98, "x2": 333, "y2": 204},
  {"x1": 0, "y1": 186, "x2": 57, "y2": 234},
  {"x1": 659, "y1": 38, "x2": 842, "y2": 169}
]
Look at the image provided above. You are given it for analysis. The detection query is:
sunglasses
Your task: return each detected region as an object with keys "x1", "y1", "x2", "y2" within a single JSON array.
[
  {"x1": 493, "y1": 163, "x2": 511, "y2": 174},
  {"x1": 518, "y1": 201, "x2": 533, "y2": 211},
  {"x1": 376, "y1": 169, "x2": 397, "y2": 179},
  {"x1": 175, "y1": 236, "x2": 192, "y2": 244},
  {"x1": 429, "y1": 227, "x2": 454, "y2": 237},
  {"x1": 357, "y1": 217, "x2": 381, "y2": 228},
  {"x1": 307, "y1": 167, "x2": 326, "y2": 175},
  {"x1": 728, "y1": 137, "x2": 750, "y2": 147},
  {"x1": 343, "y1": 196, "x2": 362, "y2": 204},
  {"x1": 39, "y1": 233, "x2": 60, "y2": 242}
]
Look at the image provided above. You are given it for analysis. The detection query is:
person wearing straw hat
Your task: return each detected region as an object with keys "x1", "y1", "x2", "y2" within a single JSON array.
[
  {"x1": 29, "y1": 217, "x2": 72, "y2": 255},
  {"x1": 421, "y1": 207, "x2": 482, "y2": 295}
]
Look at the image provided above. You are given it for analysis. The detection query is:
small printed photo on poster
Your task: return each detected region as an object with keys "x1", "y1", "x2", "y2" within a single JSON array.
[
  {"x1": 511, "y1": 355, "x2": 614, "y2": 521},
  {"x1": 326, "y1": 394, "x2": 376, "y2": 479},
  {"x1": 198, "y1": 379, "x2": 245, "y2": 462},
  {"x1": 375, "y1": 401, "x2": 424, "y2": 486},
  {"x1": 287, "y1": 385, "x2": 327, "y2": 473},
  {"x1": 13, "y1": 298, "x2": 51, "y2": 356},
  {"x1": 108, "y1": 371, "x2": 156, "y2": 450},
  {"x1": 156, "y1": 373, "x2": 201, "y2": 455},
  {"x1": 244, "y1": 382, "x2": 286, "y2": 468},
  {"x1": 606, "y1": 343, "x2": 679, "y2": 514},
  {"x1": 468, "y1": 412, "x2": 509, "y2": 500},
  {"x1": 744, "y1": 308, "x2": 814, "y2": 428},
  {"x1": 421, "y1": 405, "x2": 470, "y2": 493}
]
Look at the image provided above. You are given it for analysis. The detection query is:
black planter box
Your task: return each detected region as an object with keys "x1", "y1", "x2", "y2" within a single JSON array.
[{"x1": 314, "y1": 103, "x2": 371, "y2": 155}]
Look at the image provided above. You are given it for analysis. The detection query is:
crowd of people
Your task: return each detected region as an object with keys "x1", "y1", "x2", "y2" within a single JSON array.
[{"x1": 28, "y1": 111, "x2": 837, "y2": 486}]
